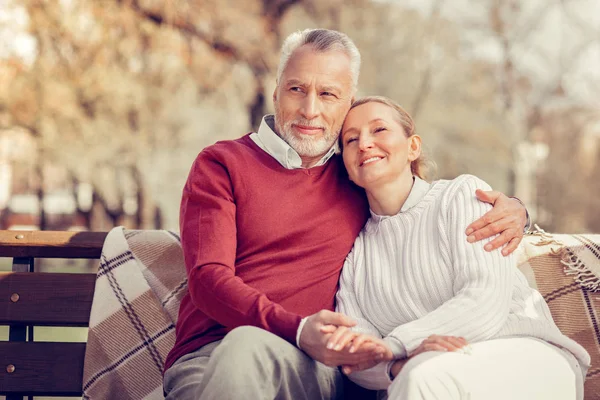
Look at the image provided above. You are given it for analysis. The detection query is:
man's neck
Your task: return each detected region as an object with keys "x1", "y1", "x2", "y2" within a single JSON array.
[{"x1": 300, "y1": 154, "x2": 328, "y2": 168}]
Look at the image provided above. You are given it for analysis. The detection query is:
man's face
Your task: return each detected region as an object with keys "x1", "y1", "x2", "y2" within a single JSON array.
[{"x1": 273, "y1": 45, "x2": 354, "y2": 158}]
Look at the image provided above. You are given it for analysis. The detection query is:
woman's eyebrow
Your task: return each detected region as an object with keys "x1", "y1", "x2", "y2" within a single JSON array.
[{"x1": 342, "y1": 126, "x2": 358, "y2": 136}]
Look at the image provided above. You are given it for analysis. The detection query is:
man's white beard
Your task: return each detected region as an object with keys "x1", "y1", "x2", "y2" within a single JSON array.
[{"x1": 274, "y1": 113, "x2": 338, "y2": 158}]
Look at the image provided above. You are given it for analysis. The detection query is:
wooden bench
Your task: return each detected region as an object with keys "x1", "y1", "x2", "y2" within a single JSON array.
[{"x1": 0, "y1": 230, "x2": 107, "y2": 399}]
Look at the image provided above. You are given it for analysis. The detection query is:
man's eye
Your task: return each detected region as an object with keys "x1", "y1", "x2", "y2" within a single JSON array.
[
  {"x1": 290, "y1": 87, "x2": 302, "y2": 92},
  {"x1": 321, "y1": 92, "x2": 335, "y2": 97}
]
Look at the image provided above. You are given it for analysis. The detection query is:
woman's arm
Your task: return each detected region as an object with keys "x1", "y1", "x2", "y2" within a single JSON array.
[
  {"x1": 335, "y1": 248, "x2": 395, "y2": 390},
  {"x1": 384, "y1": 175, "x2": 516, "y2": 358}
]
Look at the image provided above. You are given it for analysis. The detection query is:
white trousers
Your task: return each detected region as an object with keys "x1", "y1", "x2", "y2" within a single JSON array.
[{"x1": 383, "y1": 337, "x2": 584, "y2": 400}]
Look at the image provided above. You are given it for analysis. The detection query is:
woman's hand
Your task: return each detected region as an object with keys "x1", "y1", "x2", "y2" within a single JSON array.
[
  {"x1": 410, "y1": 334, "x2": 469, "y2": 357},
  {"x1": 321, "y1": 325, "x2": 394, "y2": 374},
  {"x1": 389, "y1": 335, "x2": 469, "y2": 379}
]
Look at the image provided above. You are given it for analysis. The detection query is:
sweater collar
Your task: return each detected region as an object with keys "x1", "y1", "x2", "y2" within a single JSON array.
[
  {"x1": 250, "y1": 115, "x2": 338, "y2": 170},
  {"x1": 369, "y1": 176, "x2": 431, "y2": 221}
]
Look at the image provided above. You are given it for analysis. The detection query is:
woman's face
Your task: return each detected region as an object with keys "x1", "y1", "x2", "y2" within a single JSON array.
[{"x1": 341, "y1": 101, "x2": 419, "y2": 189}]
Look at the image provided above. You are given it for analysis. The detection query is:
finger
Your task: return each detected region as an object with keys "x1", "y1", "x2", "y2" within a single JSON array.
[
  {"x1": 443, "y1": 336, "x2": 467, "y2": 350},
  {"x1": 326, "y1": 326, "x2": 348, "y2": 350},
  {"x1": 467, "y1": 216, "x2": 511, "y2": 244},
  {"x1": 334, "y1": 330, "x2": 358, "y2": 351},
  {"x1": 423, "y1": 343, "x2": 450, "y2": 352},
  {"x1": 474, "y1": 189, "x2": 500, "y2": 206},
  {"x1": 426, "y1": 336, "x2": 460, "y2": 351},
  {"x1": 502, "y1": 236, "x2": 522, "y2": 257},
  {"x1": 466, "y1": 211, "x2": 503, "y2": 240},
  {"x1": 352, "y1": 341, "x2": 377, "y2": 354},
  {"x1": 484, "y1": 228, "x2": 514, "y2": 252},
  {"x1": 320, "y1": 324, "x2": 338, "y2": 334},
  {"x1": 317, "y1": 310, "x2": 357, "y2": 328},
  {"x1": 349, "y1": 334, "x2": 371, "y2": 353},
  {"x1": 333, "y1": 349, "x2": 379, "y2": 366}
]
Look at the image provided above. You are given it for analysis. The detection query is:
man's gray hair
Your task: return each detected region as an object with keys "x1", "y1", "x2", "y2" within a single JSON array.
[{"x1": 277, "y1": 29, "x2": 361, "y2": 90}]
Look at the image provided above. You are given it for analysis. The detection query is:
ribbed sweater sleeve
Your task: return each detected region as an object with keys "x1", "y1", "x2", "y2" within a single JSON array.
[
  {"x1": 180, "y1": 149, "x2": 301, "y2": 344},
  {"x1": 336, "y1": 252, "x2": 393, "y2": 390},
  {"x1": 386, "y1": 176, "x2": 515, "y2": 357}
]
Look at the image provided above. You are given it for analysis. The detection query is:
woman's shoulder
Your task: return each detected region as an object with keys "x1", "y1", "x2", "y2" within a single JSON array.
[{"x1": 433, "y1": 174, "x2": 492, "y2": 199}]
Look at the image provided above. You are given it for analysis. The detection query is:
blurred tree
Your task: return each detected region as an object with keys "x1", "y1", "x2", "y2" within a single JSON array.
[{"x1": 0, "y1": 0, "x2": 598, "y2": 232}]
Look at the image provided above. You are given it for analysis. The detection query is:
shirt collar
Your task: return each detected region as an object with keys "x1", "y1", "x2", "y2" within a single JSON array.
[{"x1": 250, "y1": 115, "x2": 338, "y2": 170}]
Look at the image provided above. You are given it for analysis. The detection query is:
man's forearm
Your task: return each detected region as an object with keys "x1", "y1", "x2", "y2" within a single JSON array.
[{"x1": 188, "y1": 263, "x2": 302, "y2": 344}]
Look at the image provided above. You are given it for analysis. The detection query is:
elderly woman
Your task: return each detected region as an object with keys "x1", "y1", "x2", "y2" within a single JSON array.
[{"x1": 324, "y1": 96, "x2": 590, "y2": 399}]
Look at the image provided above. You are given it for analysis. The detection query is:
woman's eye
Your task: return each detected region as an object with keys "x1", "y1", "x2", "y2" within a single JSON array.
[
  {"x1": 374, "y1": 127, "x2": 386, "y2": 133},
  {"x1": 321, "y1": 92, "x2": 335, "y2": 97},
  {"x1": 346, "y1": 137, "x2": 357, "y2": 144}
]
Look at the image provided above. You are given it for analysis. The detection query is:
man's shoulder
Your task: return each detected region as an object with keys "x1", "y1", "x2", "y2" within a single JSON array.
[
  {"x1": 193, "y1": 134, "x2": 259, "y2": 164},
  {"x1": 203, "y1": 134, "x2": 254, "y2": 155}
]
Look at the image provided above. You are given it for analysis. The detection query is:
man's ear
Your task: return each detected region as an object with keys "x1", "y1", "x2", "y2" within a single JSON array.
[
  {"x1": 273, "y1": 87, "x2": 278, "y2": 103},
  {"x1": 408, "y1": 135, "x2": 422, "y2": 161}
]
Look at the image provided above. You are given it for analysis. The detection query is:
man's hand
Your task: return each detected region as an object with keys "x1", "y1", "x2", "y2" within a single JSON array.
[
  {"x1": 320, "y1": 325, "x2": 393, "y2": 374},
  {"x1": 299, "y1": 310, "x2": 383, "y2": 367},
  {"x1": 465, "y1": 190, "x2": 528, "y2": 256}
]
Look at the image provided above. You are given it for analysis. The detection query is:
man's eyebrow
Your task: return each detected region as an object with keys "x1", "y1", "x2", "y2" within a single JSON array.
[
  {"x1": 320, "y1": 85, "x2": 342, "y2": 93},
  {"x1": 284, "y1": 78, "x2": 305, "y2": 87}
]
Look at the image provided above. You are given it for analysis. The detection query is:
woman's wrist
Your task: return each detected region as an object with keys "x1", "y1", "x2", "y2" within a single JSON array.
[{"x1": 388, "y1": 358, "x2": 408, "y2": 379}]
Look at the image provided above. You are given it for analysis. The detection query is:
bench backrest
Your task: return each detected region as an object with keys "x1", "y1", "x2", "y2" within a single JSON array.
[{"x1": 0, "y1": 230, "x2": 107, "y2": 398}]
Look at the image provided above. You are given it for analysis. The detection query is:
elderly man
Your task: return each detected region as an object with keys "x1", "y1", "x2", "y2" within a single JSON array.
[{"x1": 163, "y1": 29, "x2": 528, "y2": 399}]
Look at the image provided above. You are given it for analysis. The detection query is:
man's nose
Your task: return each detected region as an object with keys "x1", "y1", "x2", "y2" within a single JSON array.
[{"x1": 300, "y1": 94, "x2": 319, "y2": 120}]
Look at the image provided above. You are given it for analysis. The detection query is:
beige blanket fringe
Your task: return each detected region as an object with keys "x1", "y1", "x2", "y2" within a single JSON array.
[{"x1": 527, "y1": 225, "x2": 600, "y2": 292}]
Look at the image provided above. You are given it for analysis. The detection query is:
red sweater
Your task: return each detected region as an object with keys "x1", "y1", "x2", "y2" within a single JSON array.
[{"x1": 165, "y1": 134, "x2": 369, "y2": 371}]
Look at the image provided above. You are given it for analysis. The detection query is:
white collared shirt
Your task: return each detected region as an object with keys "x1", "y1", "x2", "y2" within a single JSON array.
[{"x1": 250, "y1": 115, "x2": 338, "y2": 169}]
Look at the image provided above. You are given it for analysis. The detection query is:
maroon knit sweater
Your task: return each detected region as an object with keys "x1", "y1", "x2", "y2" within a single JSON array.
[{"x1": 164, "y1": 134, "x2": 369, "y2": 371}]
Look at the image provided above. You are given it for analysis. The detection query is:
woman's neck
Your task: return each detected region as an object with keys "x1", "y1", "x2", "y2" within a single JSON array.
[{"x1": 366, "y1": 172, "x2": 415, "y2": 216}]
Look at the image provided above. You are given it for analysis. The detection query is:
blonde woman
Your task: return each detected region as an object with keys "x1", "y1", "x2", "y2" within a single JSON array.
[{"x1": 324, "y1": 96, "x2": 590, "y2": 399}]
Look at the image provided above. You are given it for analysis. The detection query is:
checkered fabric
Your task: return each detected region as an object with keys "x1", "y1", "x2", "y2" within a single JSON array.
[{"x1": 82, "y1": 227, "x2": 186, "y2": 400}]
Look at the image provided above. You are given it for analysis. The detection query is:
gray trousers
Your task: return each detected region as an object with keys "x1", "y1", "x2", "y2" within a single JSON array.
[{"x1": 163, "y1": 326, "x2": 344, "y2": 400}]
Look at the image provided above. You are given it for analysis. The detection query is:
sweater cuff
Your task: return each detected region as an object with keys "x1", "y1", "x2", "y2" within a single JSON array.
[
  {"x1": 384, "y1": 336, "x2": 407, "y2": 359},
  {"x1": 296, "y1": 317, "x2": 309, "y2": 349}
]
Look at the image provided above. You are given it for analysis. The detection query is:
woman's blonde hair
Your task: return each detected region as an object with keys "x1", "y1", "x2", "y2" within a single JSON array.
[{"x1": 345, "y1": 96, "x2": 432, "y2": 180}]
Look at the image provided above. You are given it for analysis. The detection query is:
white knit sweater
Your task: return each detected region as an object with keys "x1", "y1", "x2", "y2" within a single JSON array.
[{"x1": 336, "y1": 174, "x2": 590, "y2": 390}]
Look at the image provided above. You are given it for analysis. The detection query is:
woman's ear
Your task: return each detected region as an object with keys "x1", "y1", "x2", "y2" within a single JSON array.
[{"x1": 408, "y1": 135, "x2": 422, "y2": 161}]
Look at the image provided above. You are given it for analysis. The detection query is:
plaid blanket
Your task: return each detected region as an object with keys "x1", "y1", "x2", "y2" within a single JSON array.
[
  {"x1": 517, "y1": 229, "x2": 600, "y2": 399},
  {"x1": 82, "y1": 227, "x2": 600, "y2": 399},
  {"x1": 82, "y1": 227, "x2": 187, "y2": 400}
]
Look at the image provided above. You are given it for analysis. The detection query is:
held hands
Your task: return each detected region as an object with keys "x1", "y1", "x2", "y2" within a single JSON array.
[
  {"x1": 319, "y1": 325, "x2": 394, "y2": 375},
  {"x1": 299, "y1": 310, "x2": 386, "y2": 367},
  {"x1": 466, "y1": 190, "x2": 528, "y2": 256}
]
